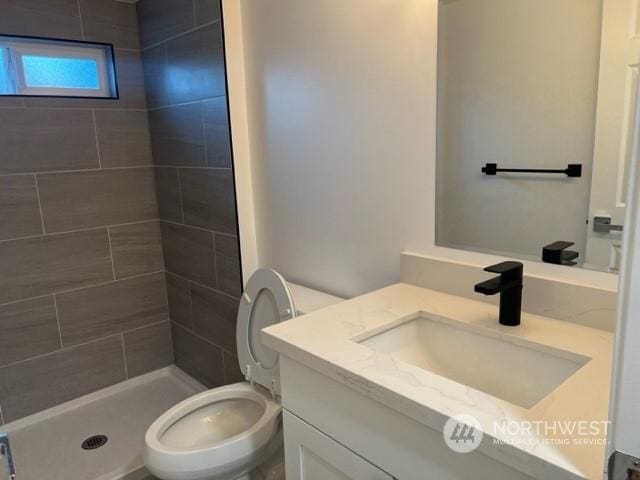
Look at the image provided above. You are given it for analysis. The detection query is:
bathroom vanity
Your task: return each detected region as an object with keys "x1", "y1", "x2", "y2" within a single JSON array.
[{"x1": 262, "y1": 270, "x2": 613, "y2": 480}]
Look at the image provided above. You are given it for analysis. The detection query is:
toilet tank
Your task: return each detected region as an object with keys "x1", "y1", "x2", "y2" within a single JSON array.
[{"x1": 286, "y1": 283, "x2": 344, "y2": 315}]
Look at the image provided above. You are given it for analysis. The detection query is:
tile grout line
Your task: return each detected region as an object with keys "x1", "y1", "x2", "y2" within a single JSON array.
[
  {"x1": 91, "y1": 109, "x2": 102, "y2": 168},
  {"x1": 192, "y1": 0, "x2": 197, "y2": 28},
  {"x1": 201, "y1": 100, "x2": 208, "y2": 162},
  {"x1": 148, "y1": 95, "x2": 226, "y2": 112},
  {"x1": 121, "y1": 333, "x2": 129, "y2": 380},
  {"x1": 169, "y1": 270, "x2": 239, "y2": 302},
  {"x1": 151, "y1": 165, "x2": 231, "y2": 171},
  {"x1": 106, "y1": 226, "x2": 117, "y2": 280},
  {"x1": 1, "y1": 165, "x2": 154, "y2": 178},
  {"x1": 171, "y1": 319, "x2": 236, "y2": 357},
  {"x1": 0, "y1": 270, "x2": 167, "y2": 310},
  {"x1": 52, "y1": 294, "x2": 64, "y2": 349},
  {"x1": 141, "y1": 19, "x2": 221, "y2": 52},
  {"x1": 160, "y1": 218, "x2": 234, "y2": 237},
  {"x1": 0, "y1": 405, "x2": 4, "y2": 425},
  {"x1": 177, "y1": 169, "x2": 186, "y2": 224},
  {"x1": 76, "y1": 0, "x2": 85, "y2": 39},
  {"x1": 33, "y1": 174, "x2": 47, "y2": 235},
  {"x1": 212, "y1": 232, "x2": 220, "y2": 290},
  {"x1": 187, "y1": 279, "x2": 195, "y2": 330},
  {"x1": 0, "y1": 218, "x2": 160, "y2": 245}
]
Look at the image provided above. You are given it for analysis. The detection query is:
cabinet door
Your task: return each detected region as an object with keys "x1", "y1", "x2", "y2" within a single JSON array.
[{"x1": 283, "y1": 410, "x2": 394, "y2": 480}]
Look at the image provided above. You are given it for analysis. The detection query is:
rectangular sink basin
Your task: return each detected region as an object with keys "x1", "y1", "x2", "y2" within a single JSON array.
[{"x1": 358, "y1": 313, "x2": 590, "y2": 409}]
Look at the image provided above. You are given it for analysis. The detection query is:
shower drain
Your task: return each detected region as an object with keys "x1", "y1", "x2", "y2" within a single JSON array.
[{"x1": 81, "y1": 435, "x2": 108, "y2": 450}]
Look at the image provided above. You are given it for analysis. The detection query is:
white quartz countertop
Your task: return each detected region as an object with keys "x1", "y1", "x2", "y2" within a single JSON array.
[{"x1": 262, "y1": 283, "x2": 613, "y2": 480}]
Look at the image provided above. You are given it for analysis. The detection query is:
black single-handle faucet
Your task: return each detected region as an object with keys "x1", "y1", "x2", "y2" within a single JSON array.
[{"x1": 474, "y1": 261, "x2": 523, "y2": 326}]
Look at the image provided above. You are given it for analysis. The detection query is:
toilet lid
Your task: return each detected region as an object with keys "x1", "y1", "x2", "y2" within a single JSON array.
[{"x1": 236, "y1": 268, "x2": 296, "y2": 395}]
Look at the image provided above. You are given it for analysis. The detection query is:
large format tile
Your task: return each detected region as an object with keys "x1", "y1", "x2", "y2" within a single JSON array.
[
  {"x1": 79, "y1": 0, "x2": 141, "y2": 49},
  {"x1": 161, "y1": 222, "x2": 217, "y2": 287},
  {"x1": 165, "y1": 22, "x2": 226, "y2": 104},
  {"x1": 166, "y1": 273, "x2": 192, "y2": 328},
  {"x1": 110, "y1": 221, "x2": 164, "y2": 279},
  {"x1": 0, "y1": 335, "x2": 126, "y2": 422},
  {"x1": 190, "y1": 283, "x2": 238, "y2": 353},
  {"x1": 0, "y1": 175, "x2": 43, "y2": 241},
  {"x1": 0, "y1": 297, "x2": 60, "y2": 367},
  {"x1": 137, "y1": 0, "x2": 195, "y2": 48},
  {"x1": 214, "y1": 233, "x2": 242, "y2": 297},
  {"x1": 223, "y1": 350, "x2": 244, "y2": 384},
  {"x1": 195, "y1": 0, "x2": 221, "y2": 26},
  {"x1": 180, "y1": 168, "x2": 237, "y2": 234},
  {"x1": 0, "y1": 0, "x2": 82, "y2": 40},
  {"x1": 0, "y1": 109, "x2": 99, "y2": 174},
  {"x1": 142, "y1": 44, "x2": 169, "y2": 108},
  {"x1": 38, "y1": 168, "x2": 158, "y2": 233},
  {"x1": 0, "y1": 229, "x2": 113, "y2": 304},
  {"x1": 95, "y1": 110, "x2": 153, "y2": 168},
  {"x1": 203, "y1": 97, "x2": 232, "y2": 168},
  {"x1": 154, "y1": 167, "x2": 183, "y2": 222},
  {"x1": 149, "y1": 103, "x2": 205, "y2": 167},
  {"x1": 56, "y1": 273, "x2": 168, "y2": 346},
  {"x1": 124, "y1": 321, "x2": 174, "y2": 378},
  {"x1": 171, "y1": 322, "x2": 224, "y2": 388}
]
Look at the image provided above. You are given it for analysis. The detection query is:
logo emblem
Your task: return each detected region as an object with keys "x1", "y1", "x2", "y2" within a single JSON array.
[{"x1": 443, "y1": 414, "x2": 483, "y2": 453}]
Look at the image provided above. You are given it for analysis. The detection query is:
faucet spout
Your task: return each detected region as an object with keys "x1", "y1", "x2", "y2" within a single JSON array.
[{"x1": 474, "y1": 262, "x2": 523, "y2": 326}]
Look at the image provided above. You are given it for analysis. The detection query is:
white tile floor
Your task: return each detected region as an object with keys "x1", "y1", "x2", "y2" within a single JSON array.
[{"x1": 1, "y1": 367, "x2": 203, "y2": 480}]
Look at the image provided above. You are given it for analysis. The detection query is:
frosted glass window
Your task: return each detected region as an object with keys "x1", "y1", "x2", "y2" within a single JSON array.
[
  {"x1": 22, "y1": 56, "x2": 100, "y2": 89},
  {"x1": 0, "y1": 35, "x2": 117, "y2": 98}
]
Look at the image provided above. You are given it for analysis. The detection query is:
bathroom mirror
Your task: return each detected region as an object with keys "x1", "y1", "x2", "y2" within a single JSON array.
[{"x1": 436, "y1": 0, "x2": 636, "y2": 273}]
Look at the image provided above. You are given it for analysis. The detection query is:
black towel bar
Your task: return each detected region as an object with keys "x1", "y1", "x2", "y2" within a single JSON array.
[{"x1": 481, "y1": 163, "x2": 582, "y2": 178}]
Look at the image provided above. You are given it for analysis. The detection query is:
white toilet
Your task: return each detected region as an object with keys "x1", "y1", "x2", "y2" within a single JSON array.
[{"x1": 144, "y1": 268, "x2": 343, "y2": 480}]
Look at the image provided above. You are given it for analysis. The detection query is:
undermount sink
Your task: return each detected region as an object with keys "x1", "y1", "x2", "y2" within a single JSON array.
[{"x1": 358, "y1": 313, "x2": 590, "y2": 409}]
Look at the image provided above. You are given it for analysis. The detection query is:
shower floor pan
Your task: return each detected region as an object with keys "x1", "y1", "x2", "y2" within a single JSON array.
[{"x1": 1, "y1": 366, "x2": 203, "y2": 480}]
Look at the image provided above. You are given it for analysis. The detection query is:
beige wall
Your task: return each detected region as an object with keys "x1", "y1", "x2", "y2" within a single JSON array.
[
  {"x1": 234, "y1": 0, "x2": 436, "y2": 298},
  {"x1": 436, "y1": 0, "x2": 603, "y2": 262}
]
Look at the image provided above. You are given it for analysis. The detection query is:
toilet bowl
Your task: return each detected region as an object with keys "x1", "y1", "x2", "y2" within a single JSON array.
[{"x1": 144, "y1": 268, "x2": 343, "y2": 480}]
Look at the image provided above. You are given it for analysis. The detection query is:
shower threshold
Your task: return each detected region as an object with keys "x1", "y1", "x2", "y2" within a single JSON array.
[{"x1": 1, "y1": 366, "x2": 204, "y2": 480}]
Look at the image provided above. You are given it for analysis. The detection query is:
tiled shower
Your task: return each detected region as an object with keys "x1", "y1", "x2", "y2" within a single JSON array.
[{"x1": 0, "y1": 0, "x2": 242, "y2": 441}]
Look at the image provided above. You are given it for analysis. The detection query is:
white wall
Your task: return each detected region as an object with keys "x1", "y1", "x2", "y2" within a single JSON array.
[
  {"x1": 436, "y1": 0, "x2": 603, "y2": 261},
  {"x1": 230, "y1": 0, "x2": 437, "y2": 297}
]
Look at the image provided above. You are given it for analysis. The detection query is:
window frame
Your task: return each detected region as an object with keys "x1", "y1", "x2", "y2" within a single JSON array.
[{"x1": 0, "y1": 34, "x2": 119, "y2": 100}]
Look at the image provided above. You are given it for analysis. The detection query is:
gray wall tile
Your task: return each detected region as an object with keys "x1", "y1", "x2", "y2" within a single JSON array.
[
  {"x1": 0, "y1": 336, "x2": 126, "y2": 422},
  {"x1": 137, "y1": 0, "x2": 195, "y2": 48},
  {"x1": 0, "y1": 0, "x2": 82, "y2": 40},
  {"x1": 223, "y1": 351, "x2": 244, "y2": 384},
  {"x1": 165, "y1": 23, "x2": 226, "y2": 104},
  {"x1": 124, "y1": 321, "x2": 174, "y2": 377},
  {"x1": 195, "y1": 0, "x2": 221, "y2": 26},
  {"x1": 161, "y1": 222, "x2": 217, "y2": 287},
  {"x1": 57, "y1": 273, "x2": 168, "y2": 346},
  {"x1": 204, "y1": 97, "x2": 232, "y2": 168},
  {"x1": 190, "y1": 283, "x2": 238, "y2": 354},
  {"x1": 80, "y1": 0, "x2": 141, "y2": 49},
  {"x1": 0, "y1": 229, "x2": 113, "y2": 304},
  {"x1": 95, "y1": 110, "x2": 153, "y2": 168},
  {"x1": 0, "y1": 109, "x2": 99, "y2": 174},
  {"x1": 154, "y1": 167, "x2": 183, "y2": 222},
  {"x1": 0, "y1": 175, "x2": 43, "y2": 241},
  {"x1": 149, "y1": 103, "x2": 205, "y2": 167},
  {"x1": 180, "y1": 168, "x2": 237, "y2": 234},
  {"x1": 142, "y1": 44, "x2": 169, "y2": 108},
  {"x1": 0, "y1": 297, "x2": 60, "y2": 367},
  {"x1": 214, "y1": 234, "x2": 241, "y2": 297},
  {"x1": 166, "y1": 273, "x2": 192, "y2": 328},
  {"x1": 38, "y1": 168, "x2": 158, "y2": 233},
  {"x1": 171, "y1": 322, "x2": 223, "y2": 388},
  {"x1": 110, "y1": 221, "x2": 164, "y2": 279}
]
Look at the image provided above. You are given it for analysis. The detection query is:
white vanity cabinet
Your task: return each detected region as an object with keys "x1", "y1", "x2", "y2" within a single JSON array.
[{"x1": 283, "y1": 411, "x2": 394, "y2": 480}]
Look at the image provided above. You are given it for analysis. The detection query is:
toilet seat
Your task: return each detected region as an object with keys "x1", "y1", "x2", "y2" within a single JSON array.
[
  {"x1": 236, "y1": 268, "x2": 295, "y2": 395},
  {"x1": 145, "y1": 383, "x2": 282, "y2": 480}
]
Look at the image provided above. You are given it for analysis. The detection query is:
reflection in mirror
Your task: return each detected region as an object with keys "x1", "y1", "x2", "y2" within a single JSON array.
[{"x1": 435, "y1": 0, "x2": 636, "y2": 273}]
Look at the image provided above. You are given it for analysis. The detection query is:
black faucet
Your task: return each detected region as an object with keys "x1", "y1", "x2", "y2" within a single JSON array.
[{"x1": 474, "y1": 262, "x2": 523, "y2": 326}]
